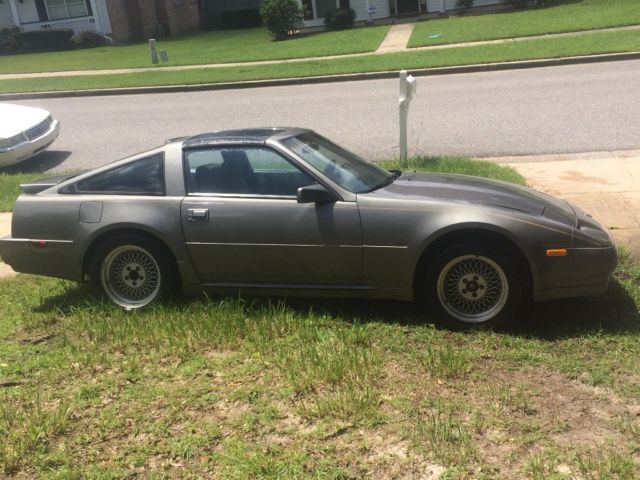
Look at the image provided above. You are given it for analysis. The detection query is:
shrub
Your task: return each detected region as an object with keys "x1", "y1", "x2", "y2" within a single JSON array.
[
  {"x1": 221, "y1": 8, "x2": 263, "y2": 28},
  {"x1": 456, "y1": 0, "x2": 474, "y2": 11},
  {"x1": 0, "y1": 26, "x2": 19, "y2": 53},
  {"x1": 260, "y1": 0, "x2": 303, "y2": 41},
  {"x1": 75, "y1": 30, "x2": 109, "y2": 47},
  {"x1": 324, "y1": 8, "x2": 356, "y2": 30},
  {"x1": 509, "y1": 0, "x2": 530, "y2": 7},
  {"x1": 13, "y1": 29, "x2": 74, "y2": 52}
]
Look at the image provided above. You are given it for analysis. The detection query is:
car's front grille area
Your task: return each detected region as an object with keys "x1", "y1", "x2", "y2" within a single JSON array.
[{"x1": 25, "y1": 116, "x2": 52, "y2": 141}]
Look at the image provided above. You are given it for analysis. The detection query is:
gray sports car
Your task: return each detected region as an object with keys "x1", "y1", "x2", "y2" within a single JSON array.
[{"x1": 0, "y1": 128, "x2": 617, "y2": 328}]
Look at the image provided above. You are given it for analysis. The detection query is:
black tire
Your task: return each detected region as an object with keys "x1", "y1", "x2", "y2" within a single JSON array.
[
  {"x1": 423, "y1": 242, "x2": 523, "y2": 329},
  {"x1": 89, "y1": 234, "x2": 171, "y2": 310}
]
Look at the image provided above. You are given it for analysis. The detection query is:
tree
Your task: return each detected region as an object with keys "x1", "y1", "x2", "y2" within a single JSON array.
[{"x1": 260, "y1": 0, "x2": 303, "y2": 41}]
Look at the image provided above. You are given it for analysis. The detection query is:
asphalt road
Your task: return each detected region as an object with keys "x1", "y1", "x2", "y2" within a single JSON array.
[{"x1": 11, "y1": 59, "x2": 640, "y2": 172}]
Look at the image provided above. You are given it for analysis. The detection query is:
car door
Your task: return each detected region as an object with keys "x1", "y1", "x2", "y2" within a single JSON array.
[{"x1": 180, "y1": 145, "x2": 362, "y2": 285}]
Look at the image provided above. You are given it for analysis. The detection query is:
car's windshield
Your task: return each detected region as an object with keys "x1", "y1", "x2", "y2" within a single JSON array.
[{"x1": 280, "y1": 132, "x2": 394, "y2": 194}]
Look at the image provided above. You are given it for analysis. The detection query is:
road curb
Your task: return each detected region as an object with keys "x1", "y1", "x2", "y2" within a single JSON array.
[{"x1": 1, "y1": 51, "x2": 639, "y2": 100}]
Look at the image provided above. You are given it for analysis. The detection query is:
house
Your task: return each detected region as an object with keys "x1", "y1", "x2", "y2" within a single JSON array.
[
  {"x1": 0, "y1": 0, "x2": 201, "y2": 42},
  {"x1": 106, "y1": 0, "x2": 201, "y2": 42},
  {"x1": 0, "y1": 0, "x2": 510, "y2": 43},
  {"x1": 199, "y1": 0, "x2": 511, "y2": 29},
  {"x1": 0, "y1": 0, "x2": 113, "y2": 37}
]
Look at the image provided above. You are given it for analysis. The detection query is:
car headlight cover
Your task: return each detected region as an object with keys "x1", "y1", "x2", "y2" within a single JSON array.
[{"x1": 0, "y1": 133, "x2": 26, "y2": 149}]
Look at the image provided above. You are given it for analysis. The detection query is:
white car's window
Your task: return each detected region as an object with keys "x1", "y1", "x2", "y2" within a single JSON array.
[{"x1": 185, "y1": 147, "x2": 315, "y2": 197}]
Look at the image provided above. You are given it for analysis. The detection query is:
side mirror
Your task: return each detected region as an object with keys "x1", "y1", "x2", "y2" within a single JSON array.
[{"x1": 297, "y1": 184, "x2": 338, "y2": 204}]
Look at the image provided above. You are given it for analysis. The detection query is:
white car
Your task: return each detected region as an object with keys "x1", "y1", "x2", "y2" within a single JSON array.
[{"x1": 0, "y1": 103, "x2": 60, "y2": 168}]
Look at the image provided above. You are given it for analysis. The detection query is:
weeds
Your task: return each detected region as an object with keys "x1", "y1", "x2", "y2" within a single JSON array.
[
  {"x1": 415, "y1": 343, "x2": 471, "y2": 380},
  {"x1": 0, "y1": 393, "x2": 73, "y2": 475},
  {"x1": 413, "y1": 410, "x2": 476, "y2": 465}
]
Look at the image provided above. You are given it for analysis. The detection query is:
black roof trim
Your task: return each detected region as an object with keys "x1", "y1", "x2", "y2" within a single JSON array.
[{"x1": 182, "y1": 128, "x2": 289, "y2": 149}]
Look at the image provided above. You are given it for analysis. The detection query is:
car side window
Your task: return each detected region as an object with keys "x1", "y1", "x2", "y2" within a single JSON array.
[
  {"x1": 70, "y1": 154, "x2": 165, "y2": 195},
  {"x1": 185, "y1": 147, "x2": 315, "y2": 197}
]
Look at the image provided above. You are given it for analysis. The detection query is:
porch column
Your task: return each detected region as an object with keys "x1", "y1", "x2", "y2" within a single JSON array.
[
  {"x1": 88, "y1": 0, "x2": 103, "y2": 34},
  {"x1": 7, "y1": 0, "x2": 21, "y2": 27}
]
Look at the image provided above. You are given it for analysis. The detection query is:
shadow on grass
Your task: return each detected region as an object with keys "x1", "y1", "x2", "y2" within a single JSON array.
[
  {"x1": 1, "y1": 151, "x2": 70, "y2": 174},
  {"x1": 512, "y1": 279, "x2": 640, "y2": 340},
  {"x1": 31, "y1": 277, "x2": 639, "y2": 341}
]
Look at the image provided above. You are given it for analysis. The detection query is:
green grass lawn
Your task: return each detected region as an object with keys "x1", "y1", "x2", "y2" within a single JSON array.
[
  {"x1": 1, "y1": 264, "x2": 639, "y2": 478},
  {"x1": 0, "y1": 172, "x2": 48, "y2": 212},
  {"x1": 409, "y1": 0, "x2": 640, "y2": 47},
  {"x1": 1, "y1": 157, "x2": 639, "y2": 478},
  {"x1": 0, "y1": 26, "x2": 390, "y2": 75},
  {"x1": 2, "y1": 29, "x2": 637, "y2": 94}
]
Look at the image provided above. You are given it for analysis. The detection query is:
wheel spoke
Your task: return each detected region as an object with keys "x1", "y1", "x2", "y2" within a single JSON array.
[
  {"x1": 101, "y1": 244, "x2": 161, "y2": 309},
  {"x1": 436, "y1": 254, "x2": 509, "y2": 323}
]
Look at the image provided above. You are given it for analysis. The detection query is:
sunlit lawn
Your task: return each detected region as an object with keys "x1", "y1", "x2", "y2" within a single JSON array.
[
  {"x1": 0, "y1": 26, "x2": 390, "y2": 75},
  {"x1": 409, "y1": 0, "x2": 640, "y2": 47},
  {"x1": 2, "y1": 29, "x2": 638, "y2": 94}
]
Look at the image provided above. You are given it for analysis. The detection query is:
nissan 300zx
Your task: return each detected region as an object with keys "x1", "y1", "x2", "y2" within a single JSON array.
[{"x1": 0, "y1": 128, "x2": 617, "y2": 328}]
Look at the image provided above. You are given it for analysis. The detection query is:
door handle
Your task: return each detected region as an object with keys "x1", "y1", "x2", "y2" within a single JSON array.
[{"x1": 187, "y1": 208, "x2": 209, "y2": 222}]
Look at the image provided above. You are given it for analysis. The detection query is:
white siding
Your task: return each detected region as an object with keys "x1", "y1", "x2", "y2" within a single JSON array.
[
  {"x1": 16, "y1": 0, "x2": 39, "y2": 23},
  {"x1": 20, "y1": 16, "x2": 100, "y2": 35},
  {"x1": 94, "y1": 0, "x2": 112, "y2": 35},
  {"x1": 350, "y1": 0, "x2": 390, "y2": 21},
  {"x1": 0, "y1": 3, "x2": 15, "y2": 28}
]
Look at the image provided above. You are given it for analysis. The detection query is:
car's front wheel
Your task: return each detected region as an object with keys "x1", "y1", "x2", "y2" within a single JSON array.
[
  {"x1": 424, "y1": 243, "x2": 523, "y2": 329},
  {"x1": 90, "y1": 234, "x2": 169, "y2": 310}
]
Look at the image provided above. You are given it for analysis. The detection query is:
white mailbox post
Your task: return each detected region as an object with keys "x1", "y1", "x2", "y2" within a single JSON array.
[
  {"x1": 399, "y1": 70, "x2": 417, "y2": 164},
  {"x1": 149, "y1": 38, "x2": 158, "y2": 64}
]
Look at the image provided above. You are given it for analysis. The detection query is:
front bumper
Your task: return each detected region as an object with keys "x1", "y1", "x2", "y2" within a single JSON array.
[
  {"x1": 533, "y1": 245, "x2": 618, "y2": 302},
  {"x1": 0, "y1": 119, "x2": 60, "y2": 168}
]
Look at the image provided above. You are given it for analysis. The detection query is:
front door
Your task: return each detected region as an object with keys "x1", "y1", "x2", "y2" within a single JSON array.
[
  {"x1": 396, "y1": 0, "x2": 420, "y2": 15},
  {"x1": 181, "y1": 145, "x2": 362, "y2": 285}
]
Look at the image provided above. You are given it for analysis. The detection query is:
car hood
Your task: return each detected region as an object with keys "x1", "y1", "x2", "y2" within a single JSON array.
[
  {"x1": 366, "y1": 172, "x2": 577, "y2": 226},
  {"x1": 0, "y1": 103, "x2": 50, "y2": 138}
]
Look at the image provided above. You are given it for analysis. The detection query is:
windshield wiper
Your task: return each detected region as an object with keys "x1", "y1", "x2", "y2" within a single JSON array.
[{"x1": 367, "y1": 173, "x2": 397, "y2": 192}]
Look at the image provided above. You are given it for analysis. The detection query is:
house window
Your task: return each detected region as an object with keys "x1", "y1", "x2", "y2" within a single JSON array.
[
  {"x1": 301, "y1": 0, "x2": 313, "y2": 20},
  {"x1": 46, "y1": 0, "x2": 89, "y2": 20},
  {"x1": 316, "y1": 0, "x2": 336, "y2": 19}
]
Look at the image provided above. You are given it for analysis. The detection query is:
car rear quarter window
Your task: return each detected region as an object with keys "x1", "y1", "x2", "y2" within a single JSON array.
[{"x1": 70, "y1": 154, "x2": 165, "y2": 195}]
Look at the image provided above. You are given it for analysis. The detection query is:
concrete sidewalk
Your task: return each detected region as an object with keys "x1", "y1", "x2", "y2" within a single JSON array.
[
  {"x1": 491, "y1": 150, "x2": 640, "y2": 258},
  {"x1": 375, "y1": 23, "x2": 415, "y2": 54}
]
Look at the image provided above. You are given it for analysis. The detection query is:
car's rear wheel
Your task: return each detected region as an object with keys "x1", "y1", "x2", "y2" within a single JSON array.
[
  {"x1": 424, "y1": 243, "x2": 523, "y2": 329},
  {"x1": 90, "y1": 234, "x2": 169, "y2": 310}
]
